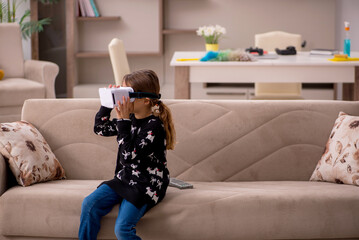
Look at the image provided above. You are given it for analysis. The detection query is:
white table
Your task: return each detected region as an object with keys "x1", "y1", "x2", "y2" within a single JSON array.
[{"x1": 170, "y1": 51, "x2": 359, "y2": 100}]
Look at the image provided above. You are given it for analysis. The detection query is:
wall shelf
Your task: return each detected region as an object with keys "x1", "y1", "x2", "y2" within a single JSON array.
[
  {"x1": 75, "y1": 51, "x2": 109, "y2": 58},
  {"x1": 66, "y1": 0, "x2": 162, "y2": 97},
  {"x1": 77, "y1": 16, "x2": 121, "y2": 21},
  {"x1": 162, "y1": 29, "x2": 196, "y2": 35}
]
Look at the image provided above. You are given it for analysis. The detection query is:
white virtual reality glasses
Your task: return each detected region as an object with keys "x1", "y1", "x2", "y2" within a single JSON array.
[{"x1": 99, "y1": 87, "x2": 161, "y2": 109}]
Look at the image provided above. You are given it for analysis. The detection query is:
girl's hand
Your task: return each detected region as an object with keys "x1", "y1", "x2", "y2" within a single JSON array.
[
  {"x1": 115, "y1": 96, "x2": 133, "y2": 119},
  {"x1": 108, "y1": 84, "x2": 120, "y2": 88}
]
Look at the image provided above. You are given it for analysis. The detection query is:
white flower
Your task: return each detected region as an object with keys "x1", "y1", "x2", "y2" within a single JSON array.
[
  {"x1": 215, "y1": 24, "x2": 226, "y2": 35},
  {"x1": 196, "y1": 25, "x2": 226, "y2": 44},
  {"x1": 196, "y1": 26, "x2": 205, "y2": 36},
  {"x1": 205, "y1": 27, "x2": 215, "y2": 37}
]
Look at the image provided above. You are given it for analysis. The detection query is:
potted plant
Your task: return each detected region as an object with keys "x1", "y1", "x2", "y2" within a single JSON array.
[
  {"x1": 196, "y1": 24, "x2": 226, "y2": 51},
  {"x1": 0, "y1": 0, "x2": 57, "y2": 40}
]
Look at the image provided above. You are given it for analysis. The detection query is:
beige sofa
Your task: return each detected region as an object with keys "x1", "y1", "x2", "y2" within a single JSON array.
[{"x1": 1, "y1": 99, "x2": 359, "y2": 240}]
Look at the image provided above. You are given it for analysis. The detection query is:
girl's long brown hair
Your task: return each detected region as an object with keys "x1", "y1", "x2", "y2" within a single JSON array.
[{"x1": 123, "y1": 69, "x2": 176, "y2": 150}]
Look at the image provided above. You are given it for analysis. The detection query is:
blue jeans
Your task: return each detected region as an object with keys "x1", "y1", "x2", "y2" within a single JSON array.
[{"x1": 79, "y1": 184, "x2": 147, "y2": 240}]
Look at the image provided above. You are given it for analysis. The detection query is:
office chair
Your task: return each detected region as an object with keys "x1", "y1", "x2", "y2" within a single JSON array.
[
  {"x1": 108, "y1": 38, "x2": 130, "y2": 86},
  {"x1": 253, "y1": 31, "x2": 303, "y2": 100}
]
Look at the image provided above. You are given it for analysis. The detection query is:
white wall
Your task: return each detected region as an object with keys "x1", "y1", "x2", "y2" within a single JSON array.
[
  {"x1": 160, "y1": 0, "x2": 336, "y2": 98},
  {"x1": 165, "y1": 0, "x2": 336, "y2": 50},
  {"x1": 93, "y1": 0, "x2": 335, "y2": 99},
  {"x1": 17, "y1": 0, "x2": 31, "y2": 60},
  {"x1": 24, "y1": 0, "x2": 357, "y2": 98},
  {"x1": 78, "y1": 0, "x2": 336, "y2": 98}
]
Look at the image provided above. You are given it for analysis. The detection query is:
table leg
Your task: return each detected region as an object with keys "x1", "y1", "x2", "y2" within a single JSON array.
[
  {"x1": 355, "y1": 66, "x2": 359, "y2": 101},
  {"x1": 343, "y1": 83, "x2": 354, "y2": 101},
  {"x1": 334, "y1": 83, "x2": 338, "y2": 100},
  {"x1": 175, "y1": 66, "x2": 190, "y2": 99}
]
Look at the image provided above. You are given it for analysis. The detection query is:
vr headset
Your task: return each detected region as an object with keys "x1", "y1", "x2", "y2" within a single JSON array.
[{"x1": 99, "y1": 87, "x2": 161, "y2": 108}]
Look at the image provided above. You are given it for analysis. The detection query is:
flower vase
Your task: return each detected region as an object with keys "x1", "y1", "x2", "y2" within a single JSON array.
[{"x1": 205, "y1": 43, "x2": 219, "y2": 52}]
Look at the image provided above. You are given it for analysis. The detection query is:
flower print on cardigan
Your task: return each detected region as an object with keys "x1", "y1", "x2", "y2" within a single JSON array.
[{"x1": 93, "y1": 106, "x2": 169, "y2": 209}]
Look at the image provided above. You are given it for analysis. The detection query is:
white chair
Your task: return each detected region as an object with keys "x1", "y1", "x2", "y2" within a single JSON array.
[
  {"x1": 253, "y1": 31, "x2": 303, "y2": 100},
  {"x1": 0, "y1": 23, "x2": 59, "y2": 122},
  {"x1": 108, "y1": 38, "x2": 130, "y2": 86}
]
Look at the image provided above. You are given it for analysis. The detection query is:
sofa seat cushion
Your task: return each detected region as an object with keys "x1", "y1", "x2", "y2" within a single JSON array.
[
  {"x1": 1, "y1": 180, "x2": 359, "y2": 240},
  {"x1": 0, "y1": 78, "x2": 45, "y2": 107}
]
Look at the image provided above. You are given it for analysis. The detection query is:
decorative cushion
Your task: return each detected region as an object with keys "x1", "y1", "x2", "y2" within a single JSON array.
[
  {"x1": 0, "y1": 121, "x2": 65, "y2": 186},
  {"x1": 310, "y1": 112, "x2": 359, "y2": 186}
]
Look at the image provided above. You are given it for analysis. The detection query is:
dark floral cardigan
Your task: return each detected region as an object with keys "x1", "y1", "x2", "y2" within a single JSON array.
[{"x1": 94, "y1": 106, "x2": 169, "y2": 210}]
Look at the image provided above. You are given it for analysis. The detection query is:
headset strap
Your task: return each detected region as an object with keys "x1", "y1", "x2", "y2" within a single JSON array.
[{"x1": 129, "y1": 92, "x2": 161, "y2": 99}]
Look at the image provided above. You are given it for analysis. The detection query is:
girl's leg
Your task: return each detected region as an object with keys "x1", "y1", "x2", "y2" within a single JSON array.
[
  {"x1": 79, "y1": 184, "x2": 122, "y2": 240},
  {"x1": 114, "y1": 199, "x2": 147, "y2": 240}
]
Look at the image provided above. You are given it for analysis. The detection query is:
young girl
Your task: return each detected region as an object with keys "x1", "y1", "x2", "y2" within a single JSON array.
[{"x1": 79, "y1": 69, "x2": 176, "y2": 240}]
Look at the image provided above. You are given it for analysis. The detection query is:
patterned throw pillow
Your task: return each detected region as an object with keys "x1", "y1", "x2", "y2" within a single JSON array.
[
  {"x1": 0, "y1": 121, "x2": 66, "y2": 186},
  {"x1": 310, "y1": 112, "x2": 359, "y2": 186}
]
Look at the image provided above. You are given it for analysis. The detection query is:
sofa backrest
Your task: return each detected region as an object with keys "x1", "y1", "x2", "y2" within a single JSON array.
[
  {"x1": 0, "y1": 23, "x2": 24, "y2": 78},
  {"x1": 22, "y1": 99, "x2": 359, "y2": 182}
]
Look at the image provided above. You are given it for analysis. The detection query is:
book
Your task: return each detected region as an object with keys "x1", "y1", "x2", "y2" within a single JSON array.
[
  {"x1": 76, "y1": 0, "x2": 80, "y2": 17},
  {"x1": 83, "y1": 0, "x2": 95, "y2": 17},
  {"x1": 78, "y1": 0, "x2": 87, "y2": 17},
  {"x1": 89, "y1": 0, "x2": 100, "y2": 17},
  {"x1": 310, "y1": 49, "x2": 339, "y2": 55}
]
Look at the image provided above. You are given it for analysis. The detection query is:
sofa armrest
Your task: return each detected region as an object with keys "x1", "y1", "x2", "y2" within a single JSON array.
[
  {"x1": 0, "y1": 154, "x2": 8, "y2": 197},
  {"x1": 24, "y1": 59, "x2": 59, "y2": 98}
]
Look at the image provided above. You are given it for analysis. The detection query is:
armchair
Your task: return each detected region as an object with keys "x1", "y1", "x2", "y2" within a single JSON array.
[{"x1": 0, "y1": 23, "x2": 59, "y2": 122}]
